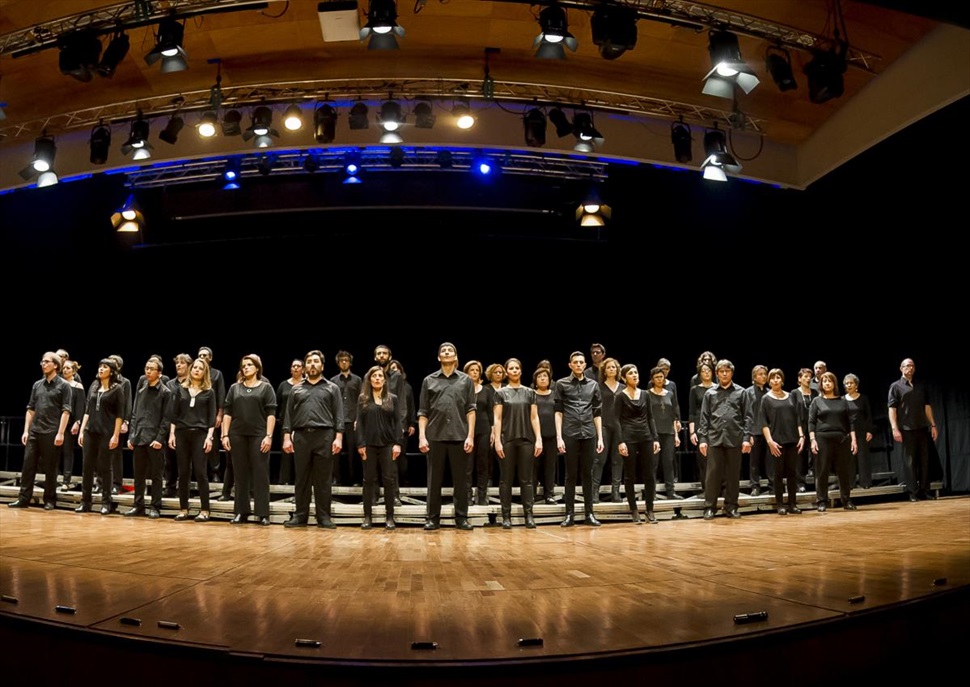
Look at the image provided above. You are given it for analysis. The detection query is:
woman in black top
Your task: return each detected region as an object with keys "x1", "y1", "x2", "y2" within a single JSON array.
[
  {"x1": 759, "y1": 368, "x2": 805, "y2": 515},
  {"x1": 493, "y1": 358, "x2": 542, "y2": 529},
  {"x1": 357, "y1": 366, "x2": 404, "y2": 529},
  {"x1": 688, "y1": 362, "x2": 714, "y2": 486},
  {"x1": 532, "y1": 367, "x2": 558, "y2": 504},
  {"x1": 464, "y1": 360, "x2": 493, "y2": 506},
  {"x1": 60, "y1": 359, "x2": 86, "y2": 491},
  {"x1": 809, "y1": 372, "x2": 858, "y2": 512},
  {"x1": 222, "y1": 354, "x2": 277, "y2": 526},
  {"x1": 593, "y1": 357, "x2": 622, "y2": 504},
  {"x1": 843, "y1": 373, "x2": 874, "y2": 488},
  {"x1": 274, "y1": 358, "x2": 303, "y2": 485},
  {"x1": 388, "y1": 359, "x2": 416, "y2": 490},
  {"x1": 615, "y1": 364, "x2": 659, "y2": 523},
  {"x1": 169, "y1": 358, "x2": 217, "y2": 522},
  {"x1": 648, "y1": 366, "x2": 682, "y2": 500},
  {"x1": 794, "y1": 368, "x2": 818, "y2": 491},
  {"x1": 76, "y1": 359, "x2": 124, "y2": 514}
]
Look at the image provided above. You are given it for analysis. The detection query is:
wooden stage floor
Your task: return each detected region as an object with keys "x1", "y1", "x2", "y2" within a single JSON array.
[{"x1": 2, "y1": 497, "x2": 969, "y2": 683}]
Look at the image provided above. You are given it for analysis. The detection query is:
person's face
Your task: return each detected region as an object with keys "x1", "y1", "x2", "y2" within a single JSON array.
[
  {"x1": 375, "y1": 347, "x2": 390, "y2": 365},
  {"x1": 901, "y1": 359, "x2": 915, "y2": 380},
  {"x1": 798, "y1": 371, "x2": 812, "y2": 387},
  {"x1": 467, "y1": 364, "x2": 481, "y2": 382},
  {"x1": 506, "y1": 361, "x2": 521, "y2": 382},
  {"x1": 291, "y1": 360, "x2": 304, "y2": 377},
  {"x1": 652, "y1": 372, "x2": 665, "y2": 389},
  {"x1": 370, "y1": 369, "x2": 385, "y2": 391},
  {"x1": 843, "y1": 377, "x2": 857, "y2": 394},
  {"x1": 389, "y1": 362, "x2": 401, "y2": 374},
  {"x1": 702, "y1": 354, "x2": 714, "y2": 367},
  {"x1": 590, "y1": 347, "x2": 604, "y2": 364},
  {"x1": 98, "y1": 364, "x2": 112, "y2": 380},
  {"x1": 603, "y1": 361, "x2": 618, "y2": 379},
  {"x1": 814, "y1": 361, "x2": 826, "y2": 377},
  {"x1": 768, "y1": 373, "x2": 783, "y2": 391},
  {"x1": 569, "y1": 355, "x2": 586, "y2": 376},
  {"x1": 624, "y1": 367, "x2": 639, "y2": 387},
  {"x1": 438, "y1": 345, "x2": 457, "y2": 365},
  {"x1": 659, "y1": 364, "x2": 670, "y2": 377},
  {"x1": 754, "y1": 369, "x2": 767, "y2": 386},
  {"x1": 490, "y1": 366, "x2": 505, "y2": 383},
  {"x1": 40, "y1": 356, "x2": 57, "y2": 375},
  {"x1": 62, "y1": 362, "x2": 75, "y2": 379},
  {"x1": 176, "y1": 359, "x2": 189, "y2": 377},
  {"x1": 700, "y1": 366, "x2": 712, "y2": 382},
  {"x1": 190, "y1": 361, "x2": 205, "y2": 381},
  {"x1": 241, "y1": 358, "x2": 257, "y2": 379},
  {"x1": 305, "y1": 355, "x2": 323, "y2": 379},
  {"x1": 198, "y1": 349, "x2": 212, "y2": 363},
  {"x1": 145, "y1": 363, "x2": 160, "y2": 384},
  {"x1": 716, "y1": 366, "x2": 733, "y2": 386},
  {"x1": 337, "y1": 356, "x2": 351, "y2": 372},
  {"x1": 536, "y1": 371, "x2": 550, "y2": 390},
  {"x1": 821, "y1": 377, "x2": 834, "y2": 394}
]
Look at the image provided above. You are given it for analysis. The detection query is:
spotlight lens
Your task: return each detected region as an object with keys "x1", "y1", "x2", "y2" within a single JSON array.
[
  {"x1": 456, "y1": 115, "x2": 475, "y2": 130},
  {"x1": 583, "y1": 203, "x2": 601, "y2": 214},
  {"x1": 161, "y1": 47, "x2": 179, "y2": 58},
  {"x1": 254, "y1": 126, "x2": 269, "y2": 136},
  {"x1": 198, "y1": 122, "x2": 216, "y2": 137},
  {"x1": 716, "y1": 63, "x2": 738, "y2": 77},
  {"x1": 544, "y1": 34, "x2": 564, "y2": 44},
  {"x1": 132, "y1": 148, "x2": 152, "y2": 160},
  {"x1": 284, "y1": 115, "x2": 302, "y2": 131},
  {"x1": 478, "y1": 162, "x2": 492, "y2": 175},
  {"x1": 122, "y1": 209, "x2": 137, "y2": 220},
  {"x1": 32, "y1": 159, "x2": 51, "y2": 173},
  {"x1": 374, "y1": 26, "x2": 392, "y2": 35},
  {"x1": 224, "y1": 170, "x2": 237, "y2": 180},
  {"x1": 132, "y1": 140, "x2": 145, "y2": 149},
  {"x1": 346, "y1": 163, "x2": 359, "y2": 174},
  {"x1": 382, "y1": 121, "x2": 399, "y2": 132},
  {"x1": 37, "y1": 171, "x2": 58, "y2": 187}
]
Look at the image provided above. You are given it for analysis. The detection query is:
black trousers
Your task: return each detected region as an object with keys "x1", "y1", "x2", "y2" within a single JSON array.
[
  {"x1": 563, "y1": 436, "x2": 595, "y2": 516},
  {"x1": 655, "y1": 433, "x2": 678, "y2": 494},
  {"x1": 81, "y1": 432, "x2": 113, "y2": 507},
  {"x1": 132, "y1": 443, "x2": 164, "y2": 510},
  {"x1": 592, "y1": 426, "x2": 621, "y2": 494},
  {"x1": 534, "y1": 435, "x2": 558, "y2": 496},
  {"x1": 815, "y1": 432, "x2": 853, "y2": 505},
  {"x1": 292, "y1": 428, "x2": 335, "y2": 523},
  {"x1": 164, "y1": 444, "x2": 178, "y2": 490},
  {"x1": 704, "y1": 445, "x2": 742, "y2": 511},
  {"x1": 362, "y1": 444, "x2": 396, "y2": 519},
  {"x1": 278, "y1": 448, "x2": 295, "y2": 485},
  {"x1": 230, "y1": 434, "x2": 270, "y2": 518},
  {"x1": 20, "y1": 432, "x2": 60, "y2": 505},
  {"x1": 623, "y1": 439, "x2": 655, "y2": 511},
  {"x1": 176, "y1": 428, "x2": 210, "y2": 511},
  {"x1": 60, "y1": 431, "x2": 78, "y2": 480},
  {"x1": 111, "y1": 443, "x2": 124, "y2": 489},
  {"x1": 772, "y1": 443, "x2": 800, "y2": 508},
  {"x1": 901, "y1": 428, "x2": 933, "y2": 497},
  {"x1": 467, "y1": 433, "x2": 491, "y2": 494},
  {"x1": 748, "y1": 435, "x2": 775, "y2": 491},
  {"x1": 498, "y1": 438, "x2": 535, "y2": 516},
  {"x1": 426, "y1": 440, "x2": 469, "y2": 524},
  {"x1": 334, "y1": 422, "x2": 359, "y2": 486},
  {"x1": 856, "y1": 436, "x2": 872, "y2": 488}
]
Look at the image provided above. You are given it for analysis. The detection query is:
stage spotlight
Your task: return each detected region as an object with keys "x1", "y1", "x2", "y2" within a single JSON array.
[
  {"x1": 548, "y1": 107, "x2": 573, "y2": 138},
  {"x1": 702, "y1": 30, "x2": 759, "y2": 99},
  {"x1": 197, "y1": 111, "x2": 218, "y2": 138},
  {"x1": 534, "y1": 3, "x2": 577, "y2": 59},
  {"x1": 671, "y1": 119, "x2": 692, "y2": 163},
  {"x1": 256, "y1": 154, "x2": 276, "y2": 176},
  {"x1": 360, "y1": 0, "x2": 405, "y2": 50},
  {"x1": 89, "y1": 122, "x2": 111, "y2": 165},
  {"x1": 576, "y1": 187, "x2": 611, "y2": 227},
  {"x1": 452, "y1": 101, "x2": 475, "y2": 130},
  {"x1": 159, "y1": 115, "x2": 184, "y2": 144},
  {"x1": 222, "y1": 109, "x2": 242, "y2": 136},
  {"x1": 388, "y1": 146, "x2": 405, "y2": 168},
  {"x1": 19, "y1": 133, "x2": 56, "y2": 180},
  {"x1": 243, "y1": 106, "x2": 279, "y2": 146},
  {"x1": 58, "y1": 32, "x2": 102, "y2": 82},
  {"x1": 302, "y1": 154, "x2": 319, "y2": 173},
  {"x1": 572, "y1": 112, "x2": 604, "y2": 152},
  {"x1": 524, "y1": 108, "x2": 547, "y2": 147},
  {"x1": 37, "y1": 171, "x2": 59, "y2": 188},
  {"x1": 343, "y1": 151, "x2": 362, "y2": 183},
  {"x1": 314, "y1": 104, "x2": 337, "y2": 143},
  {"x1": 804, "y1": 43, "x2": 847, "y2": 104},
  {"x1": 97, "y1": 32, "x2": 130, "y2": 78},
  {"x1": 766, "y1": 46, "x2": 797, "y2": 92},
  {"x1": 436, "y1": 150, "x2": 453, "y2": 168},
  {"x1": 414, "y1": 101, "x2": 435, "y2": 129},
  {"x1": 283, "y1": 104, "x2": 304, "y2": 131},
  {"x1": 145, "y1": 17, "x2": 188, "y2": 73},
  {"x1": 379, "y1": 101, "x2": 404, "y2": 132},
  {"x1": 222, "y1": 158, "x2": 242, "y2": 189},
  {"x1": 349, "y1": 102, "x2": 370, "y2": 129},
  {"x1": 471, "y1": 155, "x2": 500, "y2": 178},
  {"x1": 701, "y1": 125, "x2": 741, "y2": 182},
  {"x1": 121, "y1": 113, "x2": 152, "y2": 159},
  {"x1": 591, "y1": 5, "x2": 637, "y2": 60},
  {"x1": 111, "y1": 195, "x2": 145, "y2": 232}
]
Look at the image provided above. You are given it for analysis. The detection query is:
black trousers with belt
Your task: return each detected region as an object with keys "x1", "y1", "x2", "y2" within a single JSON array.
[
  {"x1": 292, "y1": 428, "x2": 335, "y2": 523},
  {"x1": 704, "y1": 445, "x2": 741, "y2": 511},
  {"x1": 563, "y1": 436, "x2": 595, "y2": 516},
  {"x1": 426, "y1": 440, "x2": 468, "y2": 525},
  {"x1": 19, "y1": 431, "x2": 59, "y2": 505},
  {"x1": 132, "y1": 443, "x2": 164, "y2": 511}
]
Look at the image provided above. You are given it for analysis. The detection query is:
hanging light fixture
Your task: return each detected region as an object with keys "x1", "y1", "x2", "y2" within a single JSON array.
[
  {"x1": 534, "y1": 3, "x2": 578, "y2": 59},
  {"x1": 804, "y1": 42, "x2": 848, "y2": 104},
  {"x1": 414, "y1": 101, "x2": 435, "y2": 129},
  {"x1": 360, "y1": 0, "x2": 405, "y2": 50},
  {"x1": 766, "y1": 46, "x2": 797, "y2": 92},
  {"x1": 702, "y1": 30, "x2": 759, "y2": 99},
  {"x1": 571, "y1": 112, "x2": 604, "y2": 153},
  {"x1": 283, "y1": 105, "x2": 304, "y2": 131},
  {"x1": 523, "y1": 108, "x2": 547, "y2": 147},
  {"x1": 243, "y1": 106, "x2": 279, "y2": 147},
  {"x1": 700, "y1": 124, "x2": 741, "y2": 181},
  {"x1": 58, "y1": 31, "x2": 102, "y2": 82},
  {"x1": 221, "y1": 109, "x2": 242, "y2": 136},
  {"x1": 89, "y1": 121, "x2": 112, "y2": 165},
  {"x1": 197, "y1": 111, "x2": 218, "y2": 138},
  {"x1": 145, "y1": 17, "x2": 188, "y2": 73},
  {"x1": 379, "y1": 100, "x2": 404, "y2": 143},
  {"x1": 121, "y1": 113, "x2": 152, "y2": 160},
  {"x1": 452, "y1": 100, "x2": 475, "y2": 130},
  {"x1": 349, "y1": 102, "x2": 370, "y2": 130},
  {"x1": 19, "y1": 133, "x2": 57, "y2": 181},
  {"x1": 313, "y1": 103, "x2": 338, "y2": 143},
  {"x1": 111, "y1": 194, "x2": 145, "y2": 232},
  {"x1": 671, "y1": 119, "x2": 692, "y2": 163},
  {"x1": 576, "y1": 187, "x2": 611, "y2": 227},
  {"x1": 97, "y1": 31, "x2": 130, "y2": 78},
  {"x1": 159, "y1": 114, "x2": 184, "y2": 144},
  {"x1": 590, "y1": 5, "x2": 637, "y2": 60}
]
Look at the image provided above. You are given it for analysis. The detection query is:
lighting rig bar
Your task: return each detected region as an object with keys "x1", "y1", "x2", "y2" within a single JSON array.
[{"x1": 120, "y1": 147, "x2": 610, "y2": 189}]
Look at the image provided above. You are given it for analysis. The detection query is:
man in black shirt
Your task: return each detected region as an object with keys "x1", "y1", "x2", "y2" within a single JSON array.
[
  {"x1": 331, "y1": 350, "x2": 362, "y2": 487},
  {"x1": 418, "y1": 342, "x2": 476, "y2": 531},
  {"x1": 281, "y1": 349, "x2": 344, "y2": 528},
  {"x1": 888, "y1": 358, "x2": 939, "y2": 501},
  {"x1": 555, "y1": 351, "x2": 604, "y2": 527},
  {"x1": 125, "y1": 357, "x2": 173, "y2": 518},
  {"x1": 108, "y1": 354, "x2": 132, "y2": 496},
  {"x1": 199, "y1": 346, "x2": 230, "y2": 498},
  {"x1": 163, "y1": 354, "x2": 192, "y2": 497},
  {"x1": 810, "y1": 360, "x2": 827, "y2": 393},
  {"x1": 697, "y1": 359, "x2": 752, "y2": 519},
  {"x1": 744, "y1": 365, "x2": 771, "y2": 497},
  {"x1": 583, "y1": 343, "x2": 606, "y2": 383},
  {"x1": 10, "y1": 353, "x2": 73, "y2": 509}
]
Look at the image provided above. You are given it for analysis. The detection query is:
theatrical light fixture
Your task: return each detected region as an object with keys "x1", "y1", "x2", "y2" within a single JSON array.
[
  {"x1": 534, "y1": 3, "x2": 578, "y2": 59},
  {"x1": 379, "y1": 101, "x2": 404, "y2": 143},
  {"x1": 471, "y1": 155, "x2": 500, "y2": 178},
  {"x1": 388, "y1": 146, "x2": 405, "y2": 168},
  {"x1": 548, "y1": 107, "x2": 573, "y2": 138},
  {"x1": 313, "y1": 104, "x2": 338, "y2": 143},
  {"x1": 701, "y1": 124, "x2": 741, "y2": 182},
  {"x1": 243, "y1": 106, "x2": 279, "y2": 146},
  {"x1": 159, "y1": 115, "x2": 184, "y2": 144},
  {"x1": 283, "y1": 105, "x2": 304, "y2": 131},
  {"x1": 702, "y1": 30, "x2": 759, "y2": 99},
  {"x1": 19, "y1": 133, "x2": 57, "y2": 181},
  {"x1": 804, "y1": 43, "x2": 848, "y2": 104},
  {"x1": 524, "y1": 107, "x2": 547, "y2": 147},
  {"x1": 121, "y1": 113, "x2": 152, "y2": 160},
  {"x1": 671, "y1": 119, "x2": 692, "y2": 163},
  {"x1": 349, "y1": 102, "x2": 370, "y2": 130},
  {"x1": 360, "y1": 0, "x2": 405, "y2": 50},
  {"x1": 111, "y1": 195, "x2": 145, "y2": 232},
  {"x1": 197, "y1": 111, "x2": 218, "y2": 138},
  {"x1": 766, "y1": 46, "x2": 797, "y2": 92},
  {"x1": 256, "y1": 154, "x2": 276, "y2": 176},
  {"x1": 571, "y1": 112, "x2": 604, "y2": 153},
  {"x1": 145, "y1": 17, "x2": 189, "y2": 73},
  {"x1": 37, "y1": 171, "x2": 59, "y2": 188},
  {"x1": 97, "y1": 32, "x2": 130, "y2": 78},
  {"x1": 414, "y1": 101, "x2": 435, "y2": 129},
  {"x1": 436, "y1": 150, "x2": 453, "y2": 168},
  {"x1": 222, "y1": 157, "x2": 242, "y2": 189},
  {"x1": 343, "y1": 151, "x2": 363, "y2": 183},
  {"x1": 89, "y1": 121, "x2": 111, "y2": 165},
  {"x1": 452, "y1": 101, "x2": 475, "y2": 130},
  {"x1": 591, "y1": 5, "x2": 637, "y2": 60},
  {"x1": 222, "y1": 109, "x2": 242, "y2": 136},
  {"x1": 302, "y1": 154, "x2": 320, "y2": 173},
  {"x1": 58, "y1": 31, "x2": 102, "y2": 82},
  {"x1": 576, "y1": 187, "x2": 611, "y2": 227}
]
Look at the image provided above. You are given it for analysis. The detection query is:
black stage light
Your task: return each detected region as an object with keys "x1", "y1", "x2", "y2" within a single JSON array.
[
  {"x1": 591, "y1": 5, "x2": 637, "y2": 60},
  {"x1": 671, "y1": 120, "x2": 692, "y2": 163},
  {"x1": 571, "y1": 112, "x2": 603, "y2": 152},
  {"x1": 97, "y1": 32, "x2": 130, "y2": 78},
  {"x1": 222, "y1": 157, "x2": 242, "y2": 189},
  {"x1": 314, "y1": 104, "x2": 337, "y2": 142},
  {"x1": 159, "y1": 115, "x2": 184, "y2": 144},
  {"x1": 534, "y1": 3, "x2": 577, "y2": 59},
  {"x1": 766, "y1": 46, "x2": 797, "y2": 92},
  {"x1": 548, "y1": 107, "x2": 573, "y2": 138},
  {"x1": 804, "y1": 43, "x2": 847, "y2": 104},
  {"x1": 379, "y1": 101, "x2": 404, "y2": 132},
  {"x1": 19, "y1": 134, "x2": 56, "y2": 180},
  {"x1": 121, "y1": 113, "x2": 152, "y2": 160},
  {"x1": 524, "y1": 108, "x2": 547, "y2": 147},
  {"x1": 111, "y1": 195, "x2": 145, "y2": 233},
  {"x1": 302, "y1": 154, "x2": 320, "y2": 173},
  {"x1": 436, "y1": 150, "x2": 453, "y2": 168},
  {"x1": 243, "y1": 106, "x2": 279, "y2": 146},
  {"x1": 222, "y1": 109, "x2": 242, "y2": 136},
  {"x1": 145, "y1": 17, "x2": 188, "y2": 73},
  {"x1": 58, "y1": 32, "x2": 102, "y2": 82},
  {"x1": 414, "y1": 101, "x2": 435, "y2": 129},
  {"x1": 701, "y1": 125, "x2": 741, "y2": 182},
  {"x1": 197, "y1": 111, "x2": 218, "y2": 138},
  {"x1": 89, "y1": 122, "x2": 112, "y2": 165},
  {"x1": 256, "y1": 154, "x2": 276, "y2": 176},
  {"x1": 360, "y1": 0, "x2": 405, "y2": 50},
  {"x1": 283, "y1": 104, "x2": 304, "y2": 132},
  {"x1": 702, "y1": 30, "x2": 759, "y2": 99},
  {"x1": 388, "y1": 146, "x2": 405, "y2": 168},
  {"x1": 349, "y1": 102, "x2": 370, "y2": 129}
]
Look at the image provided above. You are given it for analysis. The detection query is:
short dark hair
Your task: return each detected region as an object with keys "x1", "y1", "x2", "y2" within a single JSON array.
[
  {"x1": 305, "y1": 349, "x2": 324, "y2": 365},
  {"x1": 569, "y1": 351, "x2": 585, "y2": 363},
  {"x1": 335, "y1": 350, "x2": 353, "y2": 364}
]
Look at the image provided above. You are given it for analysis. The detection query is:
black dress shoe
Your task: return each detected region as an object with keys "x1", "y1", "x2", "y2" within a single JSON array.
[
  {"x1": 560, "y1": 513, "x2": 575, "y2": 527},
  {"x1": 283, "y1": 517, "x2": 307, "y2": 527},
  {"x1": 666, "y1": 492, "x2": 684, "y2": 500},
  {"x1": 8, "y1": 500, "x2": 29, "y2": 509},
  {"x1": 631, "y1": 510, "x2": 643, "y2": 524},
  {"x1": 230, "y1": 514, "x2": 248, "y2": 524},
  {"x1": 777, "y1": 507, "x2": 787, "y2": 515},
  {"x1": 217, "y1": 494, "x2": 233, "y2": 502},
  {"x1": 124, "y1": 508, "x2": 144, "y2": 517},
  {"x1": 843, "y1": 501, "x2": 858, "y2": 511},
  {"x1": 501, "y1": 518, "x2": 512, "y2": 530},
  {"x1": 646, "y1": 510, "x2": 658, "y2": 524},
  {"x1": 43, "y1": 502, "x2": 56, "y2": 511},
  {"x1": 789, "y1": 506, "x2": 802, "y2": 514},
  {"x1": 586, "y1": 513, "x2": 602, "y2": 527},
  {"x1": 702, "y1": 508, "x2": 715, "y2": 520},
  {"x1": 100, "y1": 505, "x2": 112, "y2": 515},
  {"x1": 817, "y1": 503, "x2": 827, "y2": 513},
  {"x1": 258, "y1": 517, "x2": 270, "y2": 526},
  {"x1": 456, "y1": 519, "x2": 473, "y2": 531},
  {"x1": 385, "y1": 519, "x2": 396, "y2": 530},
  {"x1": 148, "y1": 509, "x2": 161, "y2": 519},
  {"x1": 525, "y1": 514, "x2": 536, "y2": 529},
  {"x1": 923, "y1": 492, "x2": 937, "y2": 500},
  {"x1": 75, "y1": 503, "x2": 91, "y2": 513},
  {"x1": 361, "y1": 516, "x2": 372, "y2": 529},
  {"x1": 174, "y1": 512, "x2": 191, "y2": 521},
  {"x1": 728, "y1": 509, "x2": 741, "y2": 519},
  {"x1": 317, "y1": 518, "x2": 336, "y2": 529},
  {"x1": 423, "y1": 521, "x2": 440, "y2": 531},
  {"x1": 194, "y1": 512, "x2": 210, "y2": 522},
  {"x1": 544, "y1": 496, "x2": 557, "y2": 505}
]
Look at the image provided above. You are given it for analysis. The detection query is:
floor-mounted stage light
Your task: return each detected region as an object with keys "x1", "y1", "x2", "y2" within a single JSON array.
[
  {"x1": 804, "y1": 42, "x2": 847, "y2": 104},
  {"x1": 90, "y1": 121, "x2": 111, "y2": 165},
  {"x1": 571, "y1": 112, "x2": 604, "y2": 153},
  {"x1": 452, "y1": 100, "x2": 475, "y2": 130},
  {"x1": 702, "y1": 30, "x2": 759, "y2": 99},
  {"x1": 159, "y1": 115, "x2": 184, "y2": 144},
  {"x1": 145, "y1": 17, "x2": 188, "y2": 73},
  {"x1": 58, "y1": 31, "x2": 102, "y2": 82},
  {"x1": 314, "y1": 104, "x2": 337, "y2": 143},
  {"x1": 197, "y1": 111, "x2": 218, "y2": 138},
  {"x1": 524, "y1": 107, "x2": 547, "y2": 147},
  {"x1": 343, "y1": 151, "x2": 363, "y2": 183},
  {"x1": 576, "y1": 187, "x2": 611, "y2": 227},
  {"x1": 701, "y1": 124, "x2": 741, "y2": 182},
  {"x1": 283, "y1": 105, "x2": 304, "y2": 131},
  {"x1": 360, "y1": 0, "x2": 405, "y2": 50},
  {"x1": 121, "y1": 113, "x2": 152, "y2": 160},
  {"x1": 414, "y1": 101, "x2": 435, "y2": 129},
  {"x1": 534, "y1": 3, "x2": 577, "y2": 59},
  {"x1": 243, "y1": 106, "x2": 279, "y2": 147},
  {"x1": 111, "y1": 195, "x2": 145, "y2": 232},
  {"x1": 766, "y1": 46, "x2": 797, "y2": 92},
  {"x1": 97, "y1": 32, "x2": 130, "y2": 78},
  {"x1": 671, "y1": 119, "x2": 692, "y2": 163},
  {"x1": 222, "y1": 109, "x2": 242, "y2": 136},
  {"x1": 591, "y1": 5, "x2": 637, "y2": 60},
  {"x1": 222, "y1": 157, "x2": 242, "y2": 189},
  {"x1": 349, "y1": 102, "x2": 370, "y2": 130},
  {"x1": 19, "y1": 133, "x2": 57, "y2": 181}
]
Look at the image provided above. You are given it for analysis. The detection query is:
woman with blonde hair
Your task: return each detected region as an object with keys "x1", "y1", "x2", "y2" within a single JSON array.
[{"x1": 169, "y1": 358, "x2": 216, "y2": 522}]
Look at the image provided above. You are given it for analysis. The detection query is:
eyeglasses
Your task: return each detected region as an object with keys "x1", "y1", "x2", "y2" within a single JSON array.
[{"x1": 40, "y1": 359, "x2": 54, "y2": 364}]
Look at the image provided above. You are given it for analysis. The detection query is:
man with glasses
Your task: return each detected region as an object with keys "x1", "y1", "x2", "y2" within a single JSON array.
[{"x1": 9, "y1": 353, "x2": 73, "y2": 509}]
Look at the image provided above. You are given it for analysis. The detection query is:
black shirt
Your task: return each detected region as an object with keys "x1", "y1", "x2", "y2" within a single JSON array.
[
  {"x1": 357, "y1": 392, "x2": 406, "y2": 447},
  {"x1": 613, "y1": 389, "x2": 657, "y2": 444},
  {"x1": 331, "y1": 372, "x2": 362, "y2": 424},
  {"x1": 494, "y1": 386, "x2": 537, "y2": 443},
  {"x1": 697, "y1": 382, "x2": 751, "y2": 447},
  {"x1": 83, "y1": 383, "x2": 125, "y2": 436},
  {"x1": 282, "y1": 377, "x2": 344, "y2": 433},
  {"x1": 647, "y1": 388, "x2": 679, "y2": 435},
  {"x1": 473, "y1": 385, "x2": 494, "y2": 437},
  {"x1": 809, "y1": 396, "x2": 857, "y2": 436},
  {"x1": 171, "y1": 386, "x2": 217, "y2": 431},
  {"x1": 535, "y1": 391, "x2": 556, "y2": 438},
  {"x1": 554, "y1": 374, "x2": 602, "y2": 440},
  {"x1": 418, "y1": 368, "x2": 476, "y2": 442},
  {"x1": 26, "y1": 374, "x2": 73, "y2": 435},
  {"x1": 225, "y1": 381, "x2": 277, "y2": 436},
  {"x1": 887, "y1": 378, "x2": 931, "y2": 430},
  {"x1": 758, "y1": 392, "x2": 803, "y2": 445},
  {"x1": 129, "y1": 380, "x2": 173, "y2": 446}
]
